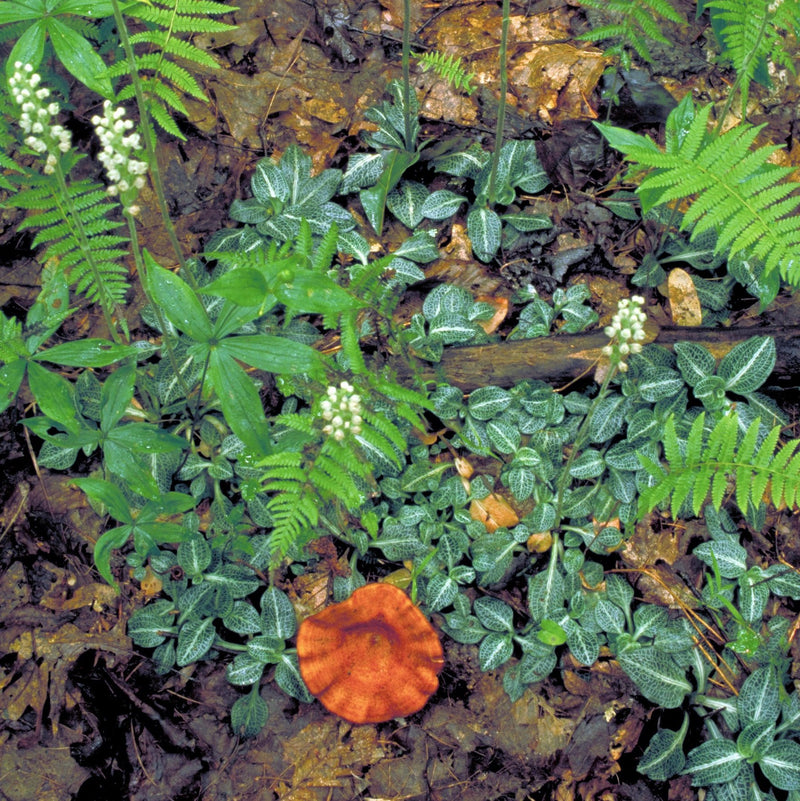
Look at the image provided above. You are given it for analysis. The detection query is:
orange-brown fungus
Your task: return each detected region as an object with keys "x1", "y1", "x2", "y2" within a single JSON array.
[{"x1": 296, "y1": 583, "x2": 444, "y2": 724}]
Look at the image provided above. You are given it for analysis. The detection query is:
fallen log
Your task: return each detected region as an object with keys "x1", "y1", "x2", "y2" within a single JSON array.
[{"x1": 396, "y1": 323, "x2": 800, "y2": 391}]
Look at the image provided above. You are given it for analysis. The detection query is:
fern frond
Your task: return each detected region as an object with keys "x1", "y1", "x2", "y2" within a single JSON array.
[
  {"x1": 576, "y1": 0, "x2": 683, "y2": 66},
  {"x1": 413, "y1": 50, "x2": 476, "y2": 94},
  {"x1": 310, "y1": 449, "x2": 364, "y2": 507},
  {"x1": 639, "y1": 412, "x2": 800, "y2": 519},
  {"x1": 267, "y1": 485, "x2": 318, "y2": 557},
  {"x1": 127, "y1": 33, "x2": 221, "y2": 72},
  {"x1": 8, "y1": 160, "x2": 130, "y2": 311},
  {"x1": 339, "y1": 309, "x2": 368, "y2": 375},
  {"x1": 707, "y1": 0, "x2": 798, "y2": 113},
  {"x1": 600, "y1": 100, "x2": 800, "y2": 284},
  {"x1": 311, "y1": 224, "x2": 339, "y2": 274},
  {"x1": 113, "y1": 0, "x2": 237, "y2": 137}
]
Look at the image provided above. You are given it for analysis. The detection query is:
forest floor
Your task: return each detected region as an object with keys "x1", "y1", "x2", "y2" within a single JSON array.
[{"x1": 1, "y1": 0, "x2": 800, "y2": 799}]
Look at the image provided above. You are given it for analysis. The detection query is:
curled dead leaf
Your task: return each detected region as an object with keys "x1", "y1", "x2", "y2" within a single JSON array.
[
  {"x1": 470, "y1": 493, "x2": 519, "y2": 532},
  {"x1": 476, "y1": 295, "x2": 509, "y2": 334},
  {"x1": 527, "y1": 530, "x2": 553, "y2": 553}
]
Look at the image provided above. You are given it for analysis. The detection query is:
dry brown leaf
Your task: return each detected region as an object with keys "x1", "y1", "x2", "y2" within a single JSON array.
[
  {"x1": 40, "y1": 581, "x2": 118, "y2": 612},
  {"x1": 668, "y1": 267, "x2": 702, "y2": 326},
  {"x1": 476, "y1": 295, "x2": 509, "y2": 334},
  {"x1": 527, "y1": 530, "x2": 553, "y2": 553},
  {"x1": 140, "y1": 564, "x2": 163, "y2": 598},
  {"x1": 2, "y1": 660, "x2": 48, "y2": 722},
  {"x1": 470, "y1": 493, "x2": 519, "y2": 532},
  {"x1": 1, "y1": 616, "x2": 131, "y2": 735},
  {"x1": 0, "y1": 735, "x2": 89, "y2": 801},
  {"x1": 281, "y1": 720, "x2": 384, "y2": 798},
  {"x1": 509, "y1": 43, "x2": 607, "y2": 123}
]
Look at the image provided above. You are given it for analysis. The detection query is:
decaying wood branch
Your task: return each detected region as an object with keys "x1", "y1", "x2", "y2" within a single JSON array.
[{"x1": 395, "y1": 324, "x2": 800, "y2": 391}]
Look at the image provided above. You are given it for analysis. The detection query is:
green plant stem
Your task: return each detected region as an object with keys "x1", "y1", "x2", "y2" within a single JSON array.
[
  {"x1": 487, "y1": 0, "x2": 510, "y2": 206},
  {"x1": 123, "y1": 210, "x2": 195, "y2": 403},
  {"x1": 553, "y1": 364, "x2": 618, "y2": 526},
  {"x1": 402, "y1": 0, "x2": 413, "y2": 151},
  {"x1": 110, "y1": 0, "x2": 199, "y2": 293},
  {"x1": 51, "y1": 160, "x2": 123, "y2": 343}
]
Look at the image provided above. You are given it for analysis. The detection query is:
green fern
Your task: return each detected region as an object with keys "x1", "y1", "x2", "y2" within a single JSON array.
[
  {"x1": 8, "y1": 152, "x2": 130, "y2": 316},
  {"x1": 639, "y1": 412, "x2": 800, "y2": 520},
  {"x1": 413, "y1": 50, "x2": 476, "y2": 94},
  {"x1": 107, "y1": 0, "x2": 237, "y2": 138},
  {"x1": 257, "y1": 403, "x2": 406, "y2": 559},
  {"x1": 707, "y1": 0, "x2": 800, "y2": 115},
  {"x1": 576, "y1": 0, "x2": 684, "y2": 67},
  {"x1": 596, "y1": 97, "x2": 800, "y2": 284}
]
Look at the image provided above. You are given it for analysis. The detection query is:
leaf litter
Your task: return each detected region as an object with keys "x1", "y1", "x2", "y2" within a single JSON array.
[{"x1": 2, "y1": 0, "x2": 800, "y2": 798}]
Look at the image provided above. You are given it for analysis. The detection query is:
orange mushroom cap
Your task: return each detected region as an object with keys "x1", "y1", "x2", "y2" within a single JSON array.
[{"x1": 296, "y1": 583, "x2": 444, "y2": 724}]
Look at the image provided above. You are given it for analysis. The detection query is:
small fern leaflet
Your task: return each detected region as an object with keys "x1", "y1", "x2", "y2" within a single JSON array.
[{"x1": 413, "y1": 51, "x2": 476, "y2": 94}]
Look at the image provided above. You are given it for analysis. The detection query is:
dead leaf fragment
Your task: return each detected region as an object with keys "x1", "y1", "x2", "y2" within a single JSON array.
[
  {"x1": 470, "y1": 493, "x2": 520, "y2": 532},
  {"x1": 668, "y1": 268, "x2": 702, "y2": 326},
  {"x1": 476, "y1": 295, "x2": 509, "y2": 334}
]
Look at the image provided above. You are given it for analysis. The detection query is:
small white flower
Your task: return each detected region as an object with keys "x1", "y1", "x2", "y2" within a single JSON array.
[
  {"x1": 318, "y1": 380, "x2": 364, "y2": 442},
  {"x1": 603, "y1": 295, "x2": 647, "y2": 370}
]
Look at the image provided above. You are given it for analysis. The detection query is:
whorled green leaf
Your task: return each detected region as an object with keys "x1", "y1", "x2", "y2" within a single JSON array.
[
  {"x1": 208, "y1": 349, "x2": 271, "y2": 457},
  {"x1": 218, "y1": 334, "x2": 322, "y2": 376},
  {"x1": 27, "y1": 360, "x2": 79, "y2": 433},
  {"x1": 35, "y1": 339, "x2": 141, "y2": 367},
  {"x1": 48, "y1": 16, "x2": 113, "y2": 97}
]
